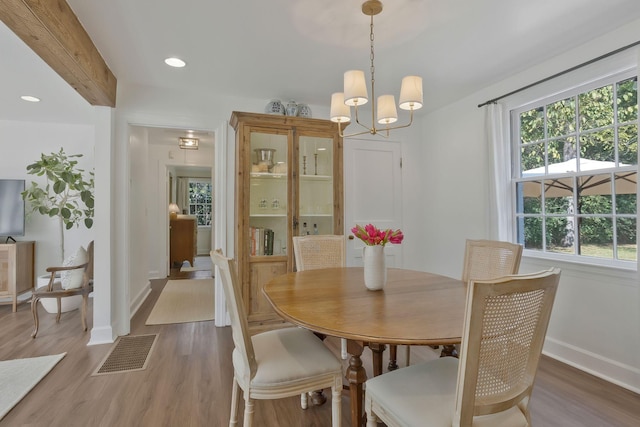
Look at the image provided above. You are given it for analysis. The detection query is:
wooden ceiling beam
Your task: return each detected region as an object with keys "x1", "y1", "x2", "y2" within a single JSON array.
[{"x1": 0, "y1": 0, "x2": 117, "y2": 107}]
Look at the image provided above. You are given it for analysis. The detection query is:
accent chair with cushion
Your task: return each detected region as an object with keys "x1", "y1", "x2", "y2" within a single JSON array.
[
  {"x1": 211, "y1": 249, "x2": 343, "y2": 427},
  {"x1": 31, "y1": 241, "x2": 94, "y2": 338},
  {"x1": 364, "y1": 267, "x2": 560, "y2": 427}
]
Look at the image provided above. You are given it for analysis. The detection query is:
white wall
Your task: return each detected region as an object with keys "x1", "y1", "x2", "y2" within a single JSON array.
[
  {"x1": 419, "y1": 19, "x2": 640, "y2": 392},
  {"x1": 0, "y1": 120, "x2": 95, "y2": 274},
  {"x1": 128, "y1": 125, "x2": 150, "y2": 317}
]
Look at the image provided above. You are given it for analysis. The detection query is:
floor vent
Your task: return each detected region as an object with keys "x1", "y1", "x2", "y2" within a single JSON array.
[{"x1": 92, "y1": 334, "x2": 158, "y2": 375}]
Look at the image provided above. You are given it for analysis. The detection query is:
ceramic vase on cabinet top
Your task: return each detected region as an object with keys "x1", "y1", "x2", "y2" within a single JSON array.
[
  {"x1": 298, "y1": 103, "x2": 312, "y2": 118},
  {"x1": 363, "y1": 245, "x2": 386, "y2": 291},
  {"x1": 285, "y1": 100, "x2": 299, "y2": 116},
  {"x1": 265, "y1": 99, "x2": 285, "y2": 115}
]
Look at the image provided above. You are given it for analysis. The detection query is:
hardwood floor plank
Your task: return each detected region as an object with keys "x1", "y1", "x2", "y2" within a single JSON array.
[{"x1": 1, "y1": 275, "x2": 639, "y2": 426}]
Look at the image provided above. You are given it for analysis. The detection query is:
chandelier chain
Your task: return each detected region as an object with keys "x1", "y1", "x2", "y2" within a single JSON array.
[{"x1": 369, "y1": 14, "x2": 375, "y2": 84}]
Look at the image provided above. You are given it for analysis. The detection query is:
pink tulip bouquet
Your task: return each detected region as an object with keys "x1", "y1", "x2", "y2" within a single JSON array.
[{"x1": 351, "y1": 224, "x2": 404, "y2": 246}]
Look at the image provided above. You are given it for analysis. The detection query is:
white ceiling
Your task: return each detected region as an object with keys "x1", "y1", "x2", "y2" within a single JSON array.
[{"x1": 3, "y1": 0, "x2": 640, "y2": 131}]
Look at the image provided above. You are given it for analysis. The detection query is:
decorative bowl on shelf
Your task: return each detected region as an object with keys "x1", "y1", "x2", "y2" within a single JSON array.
[
  {"x1": 253, "y1": 148, "x2": 276, "y2": 172},
  {"x1": 273, "y1": 162, "x2": 287, "y2": 174}
]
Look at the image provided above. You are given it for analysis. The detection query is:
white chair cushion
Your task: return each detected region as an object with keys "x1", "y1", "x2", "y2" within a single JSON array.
[
  {"x1": 233, "y1": 327, "x2": 342, "y2": 389},
  {"x1": 365, "y1": 357, "x2": 528, "y2": 427},
  {"x1": 61, "y1": 246, "x2": 88, "y2": 290},
  {"x1": 366, "y1": 357, "x2": 458, "y2": 426}
]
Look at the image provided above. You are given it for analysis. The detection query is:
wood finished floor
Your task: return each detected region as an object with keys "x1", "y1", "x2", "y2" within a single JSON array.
[{"x1": 1, "y1": 266, "x2": 639, "y2": 426}]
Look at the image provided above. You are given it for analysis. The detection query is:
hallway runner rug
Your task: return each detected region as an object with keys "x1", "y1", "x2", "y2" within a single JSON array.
[
  {"x1": 145, "y1": 278, "x2": 215, "y2": 325},
  {"x1": 0, "y1": 353, "x2": 66, "y2": 420}
]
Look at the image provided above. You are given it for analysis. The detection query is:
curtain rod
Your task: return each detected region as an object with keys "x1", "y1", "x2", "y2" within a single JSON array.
[{"x1": 477, "y1": 40, "x2": 640, "y2": 108}]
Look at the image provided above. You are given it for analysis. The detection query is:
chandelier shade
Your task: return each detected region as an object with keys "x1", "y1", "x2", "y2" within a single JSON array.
[
  {"x1": 330, "y1": 92, "x2": 351, "y2": 123},
  {"x1": 329, "y1": 0, "x2": 423, "y2": 138},
  {"x1": 344, "y1": 70, "x2": 369, "y2": 106},
  {"x1": 377, "y1": 95, "x2": 398, "y2": 124},
  {"x1": 399, "y1": 76, "x2": 424, "y2": 110}
]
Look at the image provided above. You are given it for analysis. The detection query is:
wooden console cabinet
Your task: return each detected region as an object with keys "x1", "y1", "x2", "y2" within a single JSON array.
[
  {"x1": 170, "y1": 217, "x2": 196, "y2": 268},
  {"x1": 0, "y1": 241, "x2": 35, "y2": 312}
]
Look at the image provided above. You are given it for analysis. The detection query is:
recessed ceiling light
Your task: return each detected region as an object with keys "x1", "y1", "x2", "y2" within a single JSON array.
[
  {"x1": 164, "y1": 57, "x2": 186, "y2": 68},
  {"x1": 20, "y1": 95, "x2": 40, "y2": 102}
]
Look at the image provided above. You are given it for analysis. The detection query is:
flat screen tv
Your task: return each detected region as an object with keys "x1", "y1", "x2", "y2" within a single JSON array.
[{"x1": 0, "y1": 179, "x2": 26, "y2": 240}]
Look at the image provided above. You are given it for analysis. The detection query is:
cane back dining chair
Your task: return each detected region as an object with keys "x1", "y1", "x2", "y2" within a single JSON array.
[
  {"x1": 211, "y1": 249, "x2": 343, "y2": 427},
  {"x1": 292, "y1": 234, "x2": 348, "y2": 359},
  {"x1": 461, "y1": 239, "x2": 523, "y2": 285},
  {"x1": 365, "y1": 267, "x2": 561, "y2": 427},
  {"x1": 31, "y1": 241, "x2": 94, "y2": 338},
  {"x1": 404, "y1": 239, "x2": 523, "y2": 364}
]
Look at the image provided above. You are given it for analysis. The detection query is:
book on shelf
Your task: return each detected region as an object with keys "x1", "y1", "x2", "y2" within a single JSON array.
[{"x1": 250, "y1": 227, "x2": 275, "y2": 256}]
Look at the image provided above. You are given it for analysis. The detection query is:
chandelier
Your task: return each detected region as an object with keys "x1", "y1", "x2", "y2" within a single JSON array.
[{"x1": 330, "y1": 0, "x2": 423, "y2": 138}]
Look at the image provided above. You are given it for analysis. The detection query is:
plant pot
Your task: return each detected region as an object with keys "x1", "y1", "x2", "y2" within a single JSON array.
[
  {"x1": 36, "y1": 274, "x2": 82, "y2": 313},
  {"x1": 363, "y1": 245, "x2": 386, "y2": 291}
]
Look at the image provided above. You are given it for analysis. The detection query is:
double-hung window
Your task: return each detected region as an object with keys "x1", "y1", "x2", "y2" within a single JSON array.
[
  {"x1": 512, "y1": 71, "x2": 638, "y2": 265},
  {"x1": 188, "y1": 179, "x2": 212, "y2": 226}
]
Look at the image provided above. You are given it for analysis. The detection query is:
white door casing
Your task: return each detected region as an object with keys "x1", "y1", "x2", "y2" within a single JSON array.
[{"x1": 344, "y1": 138, "x2": 403, "y2": 267}]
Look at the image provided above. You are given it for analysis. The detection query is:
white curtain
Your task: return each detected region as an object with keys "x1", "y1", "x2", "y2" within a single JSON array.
[
  {"x1": 176, "y1": 177, "x2": 189, "y2": 215},
  {"x1": 486, "y1": 103, "x2": 513, "y2": 241}
]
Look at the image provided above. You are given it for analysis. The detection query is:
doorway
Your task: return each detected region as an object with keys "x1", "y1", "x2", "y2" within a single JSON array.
[{"x1": 168, "y1": 166, "x2": 213, "y2": 276}]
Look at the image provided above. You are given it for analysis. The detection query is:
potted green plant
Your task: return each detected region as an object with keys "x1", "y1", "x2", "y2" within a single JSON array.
[
  {"x1": 21, "y1": 148, "x2": 94, "y2": 313},
  {"x1": 21, "y1": 148, "x2": 94, "y2": 262}
]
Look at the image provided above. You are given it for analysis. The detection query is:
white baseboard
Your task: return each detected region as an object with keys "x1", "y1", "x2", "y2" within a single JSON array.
[
  {"x1": 544, "y1": 337, "x2": 640, "y2": 394},
  {"x1": 130, "y1": 281, "x2": 151, "y2": 319},
  {"x1": 88, "y1": 326, "x2": 115, "y2": 345}
]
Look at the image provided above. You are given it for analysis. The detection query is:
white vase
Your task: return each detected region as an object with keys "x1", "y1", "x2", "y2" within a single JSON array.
[{"x1": 363, "y1": 245, "x2": 386, "y2": 291}]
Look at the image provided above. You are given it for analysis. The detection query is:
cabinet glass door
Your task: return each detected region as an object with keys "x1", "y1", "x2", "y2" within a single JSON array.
[
  {"x1": 298, "y1": 135, "x2": 334, "y2": 236},
  {"x1": 249, "y1": 131, "x2": 288, "y2": 256}
]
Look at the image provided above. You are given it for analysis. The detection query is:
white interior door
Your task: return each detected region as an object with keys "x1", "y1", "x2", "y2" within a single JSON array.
[{"x1": 344, "y1": 138, "x2": 403, "y2": 267}]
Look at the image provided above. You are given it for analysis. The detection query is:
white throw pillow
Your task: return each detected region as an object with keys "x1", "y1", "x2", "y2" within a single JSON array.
[{"x1": 61, "y1": 246, "x2": 88, "y2": 290}]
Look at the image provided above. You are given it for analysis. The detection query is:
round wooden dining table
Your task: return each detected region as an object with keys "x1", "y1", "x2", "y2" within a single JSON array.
[{"x1": 262, "y1": 267, "x2": 466, "y2": 427}]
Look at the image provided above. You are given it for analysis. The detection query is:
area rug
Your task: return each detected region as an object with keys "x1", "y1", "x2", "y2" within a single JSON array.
[
  {"x1": 145, "y1": 279, "x2": 215, "y2": 325},
  {"x1": 179, "y1": 257, "x2": 212, "y2": 272},
  {"x1": 92, "y1": 334, "x2": 158, "y2": 376},
  {"x1": 0, "y1": 353, "x2": 66, "y2": 420}
]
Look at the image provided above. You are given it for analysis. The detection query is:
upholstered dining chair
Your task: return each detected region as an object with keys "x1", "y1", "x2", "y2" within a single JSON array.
[
  {"x1": 292, "y1": 234, "x2": 348, "y2": 360},
  {"x1": 211, "y1": 249, "x2": 343, "y2": 427},
  {"x1": 31, "y1": 241, "x2": 94, "y2": 338},
  {"x1": 364, "y1": 267, "x2": 561, "y2": 427}
]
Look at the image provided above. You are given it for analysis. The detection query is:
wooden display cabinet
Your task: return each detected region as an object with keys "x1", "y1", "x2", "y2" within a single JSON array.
[{"x1": 230, "y1": 111, "x2": 345, "y2": 331}]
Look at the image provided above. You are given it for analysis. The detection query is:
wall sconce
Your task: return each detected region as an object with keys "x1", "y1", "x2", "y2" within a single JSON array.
[
  {"x1": 179, "y1": 137, "x2": 199, "y2": 150},
  {"x1": 169, "y1": 203, "x2": 180, "y2": 219}
]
